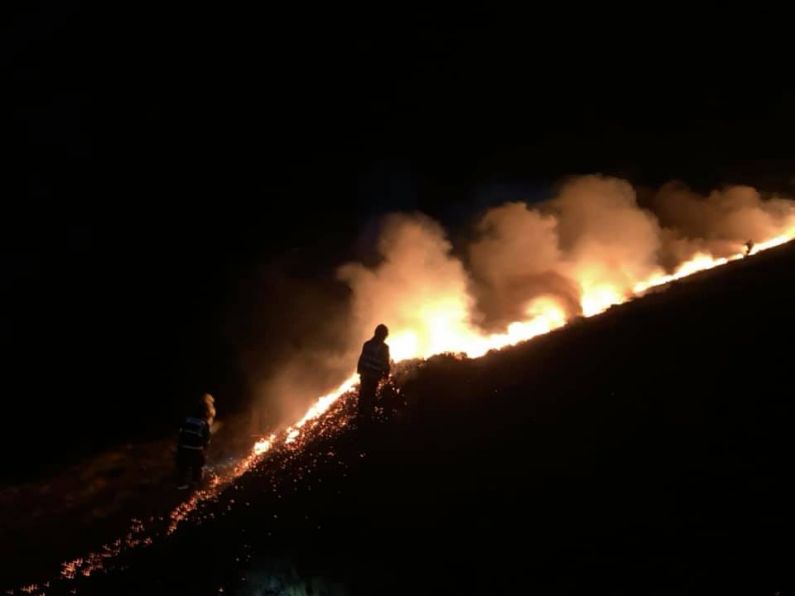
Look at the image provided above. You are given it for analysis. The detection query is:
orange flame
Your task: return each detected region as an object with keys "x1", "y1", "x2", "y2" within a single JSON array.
[
  {"x1": 272, "y1": 229, "x2": 795, "y2": 454},
  {"x1": 42, "y1": 227, "x2": 795, "y2": 591}
]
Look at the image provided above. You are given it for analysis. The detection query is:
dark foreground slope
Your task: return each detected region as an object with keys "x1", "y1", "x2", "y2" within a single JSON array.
[{"x1": 11, "y1": 242, "x2": 795, "y2": 595}]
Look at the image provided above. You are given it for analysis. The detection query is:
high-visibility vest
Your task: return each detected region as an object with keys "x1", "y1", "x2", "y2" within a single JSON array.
[
  {"x1": 357, "y1": 339, "x2": 390, "y2": 377},
  {"x1": 178, "y1": 416, "x2": 210, "y2": 451}
]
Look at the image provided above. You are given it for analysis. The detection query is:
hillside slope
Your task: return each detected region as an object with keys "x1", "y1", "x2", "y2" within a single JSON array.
[{"x1": 10, "y1": 241, "x2": 795, "y2": 595}]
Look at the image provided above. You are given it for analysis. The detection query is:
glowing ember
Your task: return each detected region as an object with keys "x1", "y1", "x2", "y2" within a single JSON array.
[
  {"x1": 291, "y1": 376, "x2": 358, "y2": 431},
  {"x1": 243, "y1": 227, "x2": 795, "y2": 478},
  {"x1": 253, "y1": 433, "x2": 277, "y2": 456},
  {"x1": 22, "y1": 222, "x2": 795, "y2": 594}
]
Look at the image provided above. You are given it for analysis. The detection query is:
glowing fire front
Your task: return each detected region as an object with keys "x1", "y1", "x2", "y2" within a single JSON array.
[
  {"x1": 50, "y1": 229, "x2": 795, "y2": 589},
  {"x1": 40, "y1": 175, "x2": 795, "y2": 591},
  {"x1": 209, "y1": 228, "x2": 795, "y2": 499}
]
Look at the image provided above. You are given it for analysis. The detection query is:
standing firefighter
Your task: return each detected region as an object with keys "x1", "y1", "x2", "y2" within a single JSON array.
[
  {"x1": 176, "y1": 393, "x2": 215, "y2": 490},
  {"x1": 357, "y1": 324, "x2": 391, "y2": 423}
]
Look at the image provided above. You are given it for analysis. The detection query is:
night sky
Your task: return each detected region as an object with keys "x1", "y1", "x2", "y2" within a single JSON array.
[{"x1": 3, "y1": 5, "x2": 794, "y2": 479}]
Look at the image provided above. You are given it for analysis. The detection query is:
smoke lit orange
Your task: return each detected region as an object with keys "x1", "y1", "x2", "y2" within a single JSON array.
[{"x1": 25, "y1": 177, "x2": 795, "y2": 593}]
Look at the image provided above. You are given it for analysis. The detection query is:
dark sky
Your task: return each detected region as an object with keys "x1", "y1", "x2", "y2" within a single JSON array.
[{"x1": 3, "y1": 4, "x2": 794, "y2": 477}]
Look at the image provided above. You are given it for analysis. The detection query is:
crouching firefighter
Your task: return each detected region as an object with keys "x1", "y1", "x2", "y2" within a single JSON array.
[
  {"x1": 356, "y1": 324, "x2": 391, "y2": 424},
  {"x1": 176, "y1": 393, "x2": 215, "y2": 489}
]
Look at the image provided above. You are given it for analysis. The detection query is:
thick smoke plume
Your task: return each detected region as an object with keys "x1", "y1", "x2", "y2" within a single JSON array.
[
  {"x1": 338, "y1": 213, "x2": 476, "y2": 360},
  {"x1": 342, "y1": 175, "x2": 795, "y2": 331},
  {"x1": 249, "y1": 175, "x2": 795, "y2": 430}
]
